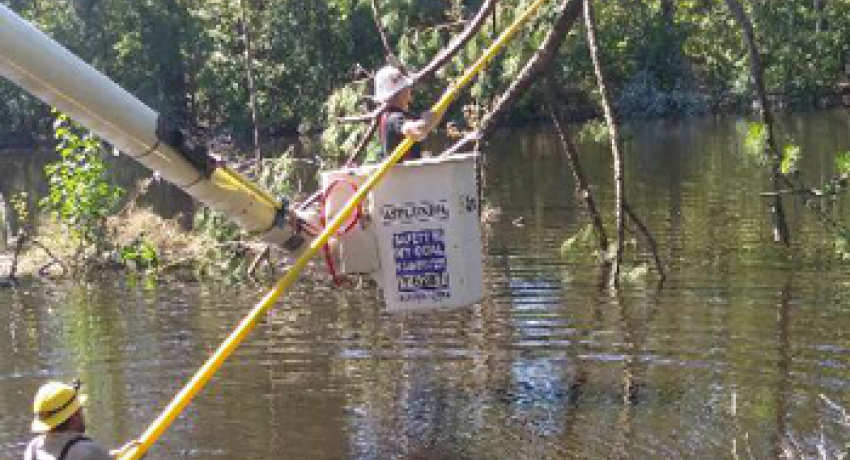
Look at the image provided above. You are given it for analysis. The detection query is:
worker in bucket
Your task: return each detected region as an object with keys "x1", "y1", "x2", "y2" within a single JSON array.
[
  {"x1": 24, "y1": 380, "x2": 137, "y2": 460},
  {"x1": 374, "y1": 65, "x2": 443, "y2": 161}
]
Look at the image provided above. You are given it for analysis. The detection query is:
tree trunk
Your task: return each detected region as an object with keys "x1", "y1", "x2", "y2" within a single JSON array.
[
  {"x1": 583, "y1": 0, "x2": 625, "y2": 287},
  {"x1": 722, "y1": 0, "x2": 791, "y2": 246},
  {"x1": 239, "y1": 0, "x2": 261, "y2": 162},
  {"x1": 445, "y1": 0, "x2": 583, "y2": 155}
]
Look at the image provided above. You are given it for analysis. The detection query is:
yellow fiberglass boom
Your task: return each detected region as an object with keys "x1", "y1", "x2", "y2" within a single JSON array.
[{"x1": 0, "y1": 3, "x2": 305, "y2": 251}]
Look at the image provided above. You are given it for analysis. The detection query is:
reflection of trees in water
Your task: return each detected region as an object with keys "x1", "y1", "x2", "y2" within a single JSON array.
[
  {"x1": 0, "y1": 151, "x2": 48, "y2": 237},
  {"x1": 728, "y1": 278, "x2": 844, "y2": 459},
  {"x1": 610, "y1": 289, "x2": 660, "y2": 460}
]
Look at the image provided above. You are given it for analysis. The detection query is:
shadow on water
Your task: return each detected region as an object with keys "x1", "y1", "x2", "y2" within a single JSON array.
[{"x1": 2, "y1": 111, "x2": 850, "y2": 459}]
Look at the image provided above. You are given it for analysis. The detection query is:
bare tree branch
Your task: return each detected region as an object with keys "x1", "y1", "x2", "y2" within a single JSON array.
[
  {"x1": 31, "y1": 239, "x2": 67, "y2": 277},
  {"x1": 583, "y1": 0, "x2": 626, "y2": 287},
  {"x1": 337, "y1": 103, "x2": 386, "y2": 124},
  {"x1": 247, "y1": 245, "x2": 271, "y2": 281},
  {"x1": 413, "y1": 0, "x2": 499, "y2": 82},
  {"x1": 344, "y1": 115, "x2": 382, "y2": 167},
  {"x1": 445, "y1": 0, "x2": 582, "y2": 155},
  {"x1": 623, "y1": 201, "x2": 666, "y2": 283},
  {"x1": 341, "y1": 0, "x2": 498, "y2": 124},
  {"x1": 370, "y1": 0, "x2": 400, "y2": 66},
  {"x1": 544, "y1": 71, "x2": 609, "y2": 253}
]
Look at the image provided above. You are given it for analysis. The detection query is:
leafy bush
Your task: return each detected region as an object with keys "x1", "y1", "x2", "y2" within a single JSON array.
[
  {"x1": 617, "y1": 71, "x2": 710, "y2": 118},
  {"x1": 40, "y1": 112, "x2": 123, "y2": 264}
]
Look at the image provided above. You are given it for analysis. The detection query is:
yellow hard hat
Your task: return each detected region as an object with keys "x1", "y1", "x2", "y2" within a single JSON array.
[{"x1": 31, "y1": 380, "x2": 87, "y2": 433}]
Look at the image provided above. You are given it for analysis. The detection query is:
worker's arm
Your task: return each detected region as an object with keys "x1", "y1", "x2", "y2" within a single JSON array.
[{"x1": 402, "y1": 110, "x2": 442, "y2": 141}]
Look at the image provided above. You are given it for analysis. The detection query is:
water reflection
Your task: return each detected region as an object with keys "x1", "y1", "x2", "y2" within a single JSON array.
[{"x1": 2, "y1": 111, "x2": 850, "y2": 459}]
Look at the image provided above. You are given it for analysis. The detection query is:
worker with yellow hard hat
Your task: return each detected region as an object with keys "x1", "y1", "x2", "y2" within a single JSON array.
[{"x1": 24, "y1": 380, "x2": 136, "y2": 460}]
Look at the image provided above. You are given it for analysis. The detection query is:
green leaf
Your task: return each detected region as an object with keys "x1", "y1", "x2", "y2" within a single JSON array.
[
  {"x1": 835, "y1": 151, "x2": 850, "y2": 176},
  {"x1": 743, "y1": 122, "x2": 767, "y2": 159},
  {"x1": 781, "y1": 144, "x2": 800, "y2": 175}
]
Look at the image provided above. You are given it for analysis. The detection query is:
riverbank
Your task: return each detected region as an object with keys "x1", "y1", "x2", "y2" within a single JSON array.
[{"x1": 0, "y1": 208, "x2": 329, "y2": 284}]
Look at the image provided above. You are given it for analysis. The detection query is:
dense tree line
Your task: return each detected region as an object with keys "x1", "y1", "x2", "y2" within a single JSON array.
[{"x1": 1, "y1": 0, "x2": 848, "y2": 147}]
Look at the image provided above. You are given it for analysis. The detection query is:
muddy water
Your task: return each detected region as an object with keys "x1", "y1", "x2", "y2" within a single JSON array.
[{"x1": 2, "y1": 110, "x2": 850, "y2": 460}]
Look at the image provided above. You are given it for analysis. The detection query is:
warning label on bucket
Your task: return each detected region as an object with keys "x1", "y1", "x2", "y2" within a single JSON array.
[
  {"x1": 380, "y1": 200, "x2": 450, "y2": 225},
  {"x1": 393, "y1": 228, "x2": 450, "y2": 302}
]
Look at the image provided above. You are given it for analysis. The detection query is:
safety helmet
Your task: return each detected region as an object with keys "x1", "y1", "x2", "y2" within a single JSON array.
[
  {"x1": 374, "y1": 66, "x2": 412, "y2": 103},
  {"x1": 31, "y1": 380, "x2": 86, "y2": 433}
]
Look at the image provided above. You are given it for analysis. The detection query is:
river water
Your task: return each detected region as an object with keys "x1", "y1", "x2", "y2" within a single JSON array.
[{"x1": 2, "y1": 111, "x2": 850, "y2": 460}]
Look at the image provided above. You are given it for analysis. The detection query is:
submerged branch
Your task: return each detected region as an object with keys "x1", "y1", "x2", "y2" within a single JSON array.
[
  {"x1": 623, "y1": 201, "x2": 666, "y2": 283},
  {"x1": 776, "y1": 176, "x2": 849, "y2": 232},
  {"x1": 544, "y1": 71, "x2": 609, "y2": 253}
]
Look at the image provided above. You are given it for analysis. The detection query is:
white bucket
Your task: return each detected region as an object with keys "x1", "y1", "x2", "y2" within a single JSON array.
[
  {"x1": 320, "y1": 169, "x2": 380, "y2": 275},
  {"x1": 322, "y1": 154, "x2": 484, "y2": 311}
]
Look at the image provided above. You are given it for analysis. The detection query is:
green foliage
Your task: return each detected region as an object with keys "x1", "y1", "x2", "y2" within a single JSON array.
[
  {"x1": 119, "y1": 235, "x2": 159, "y2": 271},
  {"x1": 821, "y1": 151, "x2": 850, "y2": 197},
  {"x1": 10, "y1": 192, "x2": 30, "y2": 224},
  {"x1": 254, "y1": 150, "x2": 297, "y2": 198},
  {"x1": 321, "y1": 84, "x2": 374, "y2": 162},
  {"x1": 835, "y1": 230, "x2": 850, "y2": 260},
  {"x1": 190, "y1": 206, "x2": 247, "y2": 281},
  {"x1": 835, "y1": 151, "x2": 850, "y2": 176},
  {"x1": 621, "y1": 263, "x2": 650, "y2": 284},
  {"x1": 780, "y1": 144, "x2": 801, "y2": 175},
  {"x1": 193, "y1": 208, "x2": 240, "y2": 244},
  {"x1": 742, "y1": 122, "x2": 767, "y2": 161},
  {"x1": 40, "y1": 112, "x2": 123, "y2": 258},
  {"x1": 617, "y1": 71, "x2": 710, "y2": 118},
  {"x1": 559, "y1": 224, "x2": 596, "y2": 258},
  {"x1": 576, "y1": 120, "x2": 611, "y2": 145}
]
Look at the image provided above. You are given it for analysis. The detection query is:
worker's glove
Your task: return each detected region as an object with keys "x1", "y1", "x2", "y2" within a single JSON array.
[{"x1": 110, "y1": 440, "x2": 143, "y2": 459}]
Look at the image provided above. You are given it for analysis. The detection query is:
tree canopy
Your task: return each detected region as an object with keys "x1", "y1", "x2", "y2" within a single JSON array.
[{"x1": 1, "y1": 0, "x2": 848, "y2": 147}]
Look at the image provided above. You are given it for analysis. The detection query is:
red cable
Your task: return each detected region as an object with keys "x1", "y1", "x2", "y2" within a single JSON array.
[{"x1": 315, "y1": 177, "x2": 364, "y2": 286}]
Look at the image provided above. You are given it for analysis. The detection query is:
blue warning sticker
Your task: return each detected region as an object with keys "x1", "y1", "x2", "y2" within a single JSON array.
[{"x1": 393, "y1": 229, "x2": 451, "y2": 302}]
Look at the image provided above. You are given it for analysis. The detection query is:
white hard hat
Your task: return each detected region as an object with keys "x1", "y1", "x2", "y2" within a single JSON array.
[{"x1": 374, "y1": 66, "x2": 412, "y2": 103}]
